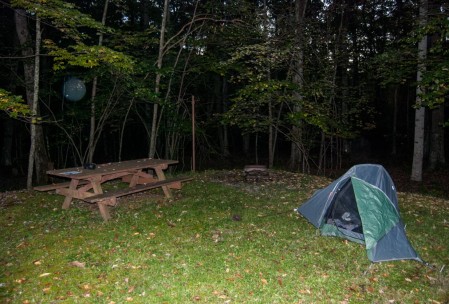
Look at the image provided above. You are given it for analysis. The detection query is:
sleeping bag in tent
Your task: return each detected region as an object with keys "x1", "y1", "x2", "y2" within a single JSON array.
[{"x1": 297, "y1": 164, "x2": 422, "y2": 263}]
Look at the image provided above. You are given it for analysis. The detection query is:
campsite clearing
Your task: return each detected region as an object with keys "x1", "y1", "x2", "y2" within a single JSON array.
[{"x1": 0, "y1": 170, "x2": 448, "y2": 303}]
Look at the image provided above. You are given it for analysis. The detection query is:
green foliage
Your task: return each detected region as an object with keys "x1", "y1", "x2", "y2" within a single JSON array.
[
  {"x1": 12, "y1": 0, "x2": 110, "y2": 41},
  {"x1": 45, "y1": 41, "x2": 135, "y2": 73},
  {"x1": 110, "y1": 28, "x2": 159, "y2": 58},
  {"x1": 0, "y1": 89, "x2": 30, "y2": 118},
  {"x1": 418, "y1": 17, "x2": 449, "y2": 108},
  {"x1": 375, "y1": 11, "x2": 449, "y2": 109},
  {"x1": 225, "y1": 80, "x2": 294, "y2": 134},
  {"x1": 420, "y1": 65, "x2": 449, "y2": 108},
  {"x1": 223, "y1": 41, "x2": 293, "y2": 134},
  {"x1": 12, "y1": 0, "x2": 134, "y2": 74},
  {"x1": 226, "y1": 42, "x2": 290, "y2": 83},
  {"x1": 371, "y1": 46, "x2": 416, "y2": 87}
]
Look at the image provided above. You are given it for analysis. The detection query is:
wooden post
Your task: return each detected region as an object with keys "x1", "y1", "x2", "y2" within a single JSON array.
[{"x1": 192, "y1": 96, "x2": 196, "y2": 172}]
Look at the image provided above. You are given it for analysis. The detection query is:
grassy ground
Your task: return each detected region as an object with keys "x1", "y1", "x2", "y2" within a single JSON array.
[{"x1": 0, "y1": 170, "x2": 448, "y2": 303}]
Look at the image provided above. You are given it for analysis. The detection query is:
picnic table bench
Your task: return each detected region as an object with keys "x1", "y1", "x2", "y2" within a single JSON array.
[{"x1": 34, "y1": 158, "x2": 192, "y2": 221}]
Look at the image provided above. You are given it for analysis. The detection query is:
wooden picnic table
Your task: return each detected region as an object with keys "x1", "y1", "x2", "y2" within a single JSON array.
[{"x1": 34, "y1": 158, "x2": 191, "y2": 221}]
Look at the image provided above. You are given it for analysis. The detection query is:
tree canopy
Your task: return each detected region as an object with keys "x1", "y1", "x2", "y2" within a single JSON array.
[{"x1": 0, "y1": 0, "x2": 448, "y2": 180}]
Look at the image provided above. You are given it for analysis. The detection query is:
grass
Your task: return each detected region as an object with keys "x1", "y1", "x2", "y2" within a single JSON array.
[{"x1": 1, "y1": 170, "x2": 448, "y2": 303}]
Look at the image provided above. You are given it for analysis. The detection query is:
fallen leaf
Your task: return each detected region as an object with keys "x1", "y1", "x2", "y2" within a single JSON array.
[
  {"x1": 69, "y1": 261, "x2": 86, "y2": 268},
  {"x1": 15, "y1": 278, "x2": 26, "y2": 283},
  {"x1": 39, "y1": 273, "x2": 51, "y2": 277},
  {"x1": 277, "y1": 277, "x2": 283, "y2": 287},
  {"x1": 426, "y1": 275, "x2": 436, "y2": 281},
  {"x1": 146, "y1": 232, "x2": 156, "y2": 239}
]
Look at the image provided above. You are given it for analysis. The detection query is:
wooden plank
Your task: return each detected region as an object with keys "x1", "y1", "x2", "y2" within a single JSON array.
[
  {"x1": 56, "y1": 188, "x2": 96, "y2": 200},
  {"x1": 34, "y1": 180, "x2": 89, "y2": 192},
  {"x1": 99, "y1": 197, "x2": 117, "y2": 207},
  {"x1": 167, "y1": 181, "x2": 182, "y2": 190},
  {"x1": 46, "y1": 158, "x2": 179, "y2": 180},
  {"x1": 84, "y1": 177, "x2": 192, "y2": 203},
  {"x1": 122, "y1": 174, "x2": 158, "y2": 185}
]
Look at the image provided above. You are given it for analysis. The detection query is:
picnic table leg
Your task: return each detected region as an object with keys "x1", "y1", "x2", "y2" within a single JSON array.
[
  {"x1": 129, "y1": 169, "x2": 142, "y2": 187},
  {"x1": 98, "y1": 200, "x2": 112, "y2": 221},
  {"x1": 154, "y1": 167, "x2": 173, "y2": 198},
  {"x1": 90, "y1": 177, "x2": 111, "y2": 220},
  {"x1": 90, "y1": 178, "x2": 103, "y2": 195},
  {"x1": 62, "y1": 179, "x2": 80, "y2": 209}
]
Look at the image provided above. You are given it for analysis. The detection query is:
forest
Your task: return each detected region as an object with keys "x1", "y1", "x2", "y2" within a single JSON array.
[{"x1": 0, "y1": 0, "x2": 448, "y2": 189}]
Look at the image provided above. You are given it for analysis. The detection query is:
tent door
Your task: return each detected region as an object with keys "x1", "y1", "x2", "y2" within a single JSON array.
[{"x1": 325, "y1": 179, "x2": 364, "y2": 235}]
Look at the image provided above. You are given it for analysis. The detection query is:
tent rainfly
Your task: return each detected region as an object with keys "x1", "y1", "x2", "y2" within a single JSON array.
[{"x1": 297, "y1": 164, "x2": 423, "y2": 263}]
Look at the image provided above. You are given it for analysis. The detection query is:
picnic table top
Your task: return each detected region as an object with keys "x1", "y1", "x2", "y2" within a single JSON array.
[{"x1": 47, "y1": 158, "x2": 178, "y2": 179}]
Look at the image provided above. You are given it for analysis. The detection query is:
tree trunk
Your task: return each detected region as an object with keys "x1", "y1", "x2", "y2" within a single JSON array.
[
  {"x1": 1, "y1": 59, "x2": 19, "y2": 175},
  {"x1": 119, "y1": 99, "x2": 134, "y2": 161},
  {"x1": 318, "y1": 131, "x2": 326, "y2": 173},
  {"x1": 1, "y1": 119, "x2": 14, "y2": 173},
  {"x1": 243, "y1": 134, "x2": 250, "y2": 157},
  {"x1": 255, "y1": 133, "x2": 259, "y2": 165},
  {"x1": 15, "y1": 9, "x2": 48, "y2": 188},
  {"x1": 149, "y1": 0, "x2": 169, "y2": 158},
  {"x1": 289, "y1": 0, "x2": 307, "y2": 171},
  {"x1": 429, "y1": 105, "x2": 445, "y2": 169},
  {"x1": 215, "y1": 74, "x2": 230, "y2": 158},
  {"x1": 26, "y1": 15, "x2": 41, "y2": 189},
  {"x1": 391, "y1": 86, "x2": 399, "y2": 155},
  {"x1": 87, "y1": 0, "x2": 109, "y2": 163},
  {"x1": 410, "y1": 0, "x2": 428, "y2": 182},
  {"x1": 268, "y1": 99, "x2": 274, "y2": 168},
  {"x1": 221, "y1": 77, "x2": 230, "y2": 157}
]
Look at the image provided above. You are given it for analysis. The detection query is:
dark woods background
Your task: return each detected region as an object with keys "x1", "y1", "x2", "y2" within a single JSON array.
[{"x1": 0, "y1": 0, "x2": 448, "y2": 190}]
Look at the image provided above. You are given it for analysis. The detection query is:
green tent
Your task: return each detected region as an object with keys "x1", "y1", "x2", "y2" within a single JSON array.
[{"x1": 297, "y1": 164, "x2": 422, "y2": 263}]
